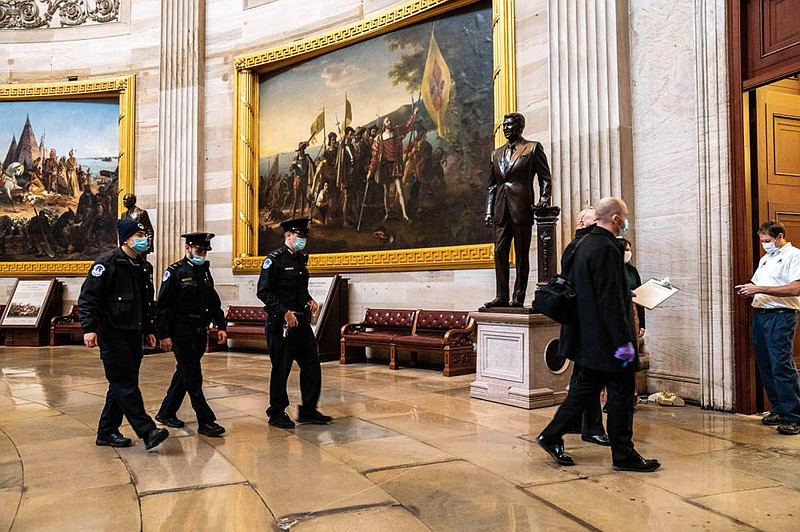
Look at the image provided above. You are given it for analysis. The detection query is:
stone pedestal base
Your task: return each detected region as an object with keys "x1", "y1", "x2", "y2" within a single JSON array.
[{"x1": 470, "y1": 311, "x2": 571, "y2": 409}]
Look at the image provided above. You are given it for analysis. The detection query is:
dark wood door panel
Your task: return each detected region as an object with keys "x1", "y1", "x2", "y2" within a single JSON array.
[{"x1": 744, "y1": 0, "x2": 800, "y2": 88}]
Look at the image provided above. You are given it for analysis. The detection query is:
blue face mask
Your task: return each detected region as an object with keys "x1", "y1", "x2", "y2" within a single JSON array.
[
  {"x1": 188, "y1": 253, "x2": 206, "y2": 266},
  {"x1": 130, "y1": 237, "x2": 149, "y2": 254},
  {"x1": 294, "y1": 237, "x2": 307, "y2": 251}
]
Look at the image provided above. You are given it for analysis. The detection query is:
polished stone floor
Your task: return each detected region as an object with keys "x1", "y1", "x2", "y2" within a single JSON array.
[{"x1": 0, "y1": 346, "x2": 798, "y2": 531}]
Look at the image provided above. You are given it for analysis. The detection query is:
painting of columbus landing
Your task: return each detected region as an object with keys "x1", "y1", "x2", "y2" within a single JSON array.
[
  {"x1": 257, "y1": 1, "x2": 493, "y2": 256},
  {"x1": 0, "y1": 99, "x2": 120, "y2": 262}
]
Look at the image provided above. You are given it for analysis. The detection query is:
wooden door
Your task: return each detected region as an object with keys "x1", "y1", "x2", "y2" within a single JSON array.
[
  {"x1": 731, "y1": 1, "x2": 800, "y2": 414},
  {"x1": 756, "y1": 82, "x2": 800, "y2": 409}
]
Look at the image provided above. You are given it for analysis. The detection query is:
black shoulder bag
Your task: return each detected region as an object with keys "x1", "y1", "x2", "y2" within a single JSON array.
[{"x1": 532, "y1": 237, "x2": 585, "y2": 324}]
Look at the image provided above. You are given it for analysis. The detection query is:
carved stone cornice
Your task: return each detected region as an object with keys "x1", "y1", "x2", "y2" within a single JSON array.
[{"x1": 0, "y1": 0, "x2": 120, "y2": 30}]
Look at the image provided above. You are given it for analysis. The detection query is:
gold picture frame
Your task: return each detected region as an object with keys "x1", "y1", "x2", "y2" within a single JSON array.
[
  {"x1": 0, "y1": 75, "x2": 135, "y2": 277},
  {"x1": 232, "y1": 0, "x2": 515, "y2": 274}
]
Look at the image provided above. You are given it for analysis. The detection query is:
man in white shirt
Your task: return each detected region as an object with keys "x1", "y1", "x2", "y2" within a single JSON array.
[{"x1": 735, "y1": 220, "x2": 800, "y2": 435}]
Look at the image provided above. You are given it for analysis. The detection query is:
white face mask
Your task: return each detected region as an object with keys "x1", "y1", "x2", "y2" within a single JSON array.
[
  {"x1": 762, "y1": 240, "x2": 777, "y2": 254},
  {"x1": 617, "y1": 217, "x2": 630, "y2": 237},
  {"x1": 624, "y1": 250, "x2": 632, "y2": 263}
]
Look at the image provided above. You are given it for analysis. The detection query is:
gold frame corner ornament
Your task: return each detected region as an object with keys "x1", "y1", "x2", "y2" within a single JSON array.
[
  {"x1": 0, "y1": 75, "x2": 136, "y2": 278},
  {"x1": 232, "y1": 0, "x2": 514, "y2": 275}
]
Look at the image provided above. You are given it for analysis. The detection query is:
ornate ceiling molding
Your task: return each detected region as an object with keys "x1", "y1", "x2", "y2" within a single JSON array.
[{"x1": 0, "y1": 0, "x2": 119, "y2": 30}]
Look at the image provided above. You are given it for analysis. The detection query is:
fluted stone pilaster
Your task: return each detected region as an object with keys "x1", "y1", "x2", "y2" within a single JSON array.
[
  {"x1": 694, "y1": 0, "x2": 733, "y2": 411},
  {"x1": 155, "y1": 0, "x2": 205, "y2": 275},
  {"x1": 548, "y1": 0, "x2": 633, "y2": 245}
]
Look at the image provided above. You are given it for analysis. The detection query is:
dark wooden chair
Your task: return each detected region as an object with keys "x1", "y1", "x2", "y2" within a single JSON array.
[{"x1": 50, "y1": 305, "x2": 82, "y2": 346}]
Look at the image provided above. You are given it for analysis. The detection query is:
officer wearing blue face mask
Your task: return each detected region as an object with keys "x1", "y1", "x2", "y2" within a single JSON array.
[
  {"x1": 257, "y1": 217, "x2": 331, "y2": 429},
  {"x1": 78, "y1": 218, "x2": 168, "y2": 451},
  {"x1": 154, "y1": 232, "x2": 228, "y2": 438}
]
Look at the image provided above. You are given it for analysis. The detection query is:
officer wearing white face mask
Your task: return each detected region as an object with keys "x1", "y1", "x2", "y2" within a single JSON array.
[
  {"x1": 257, "y1": 218, "x2": 331, "y2": 429},
  {"x1": 155, "y1": 232, "x2": 228, "y2": 438}
]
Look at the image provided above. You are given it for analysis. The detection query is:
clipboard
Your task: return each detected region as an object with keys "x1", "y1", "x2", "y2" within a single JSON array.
[{"x1": 632, "y1": 278, "x2": 679, "y2": 310}]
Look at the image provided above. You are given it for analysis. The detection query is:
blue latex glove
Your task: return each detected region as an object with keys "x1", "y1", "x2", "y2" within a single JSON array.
[{"x1": 614, "y1": 342, "x2": 636, "y2": 367}]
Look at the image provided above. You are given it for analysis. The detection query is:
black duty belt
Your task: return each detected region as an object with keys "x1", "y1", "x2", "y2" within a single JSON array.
[{"x1": 753, "y1": 308, "x2": 797, "y2": 314}]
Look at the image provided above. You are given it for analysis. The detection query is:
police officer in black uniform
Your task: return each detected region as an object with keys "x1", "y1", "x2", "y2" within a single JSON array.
[
  {"x1": 155, "y1": 232, "x2": 228, "y2": 437},
  {"x1": 79, "y1": 219, "x2": 169, "y2": 450},
  {"x1": 257, "y1": 218, "x2": 332, "y2": 429}
]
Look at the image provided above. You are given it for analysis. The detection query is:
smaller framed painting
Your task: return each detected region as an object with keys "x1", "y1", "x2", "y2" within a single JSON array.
[{"x1": 1, "y1": 278, "x2": 57, "y2": 328}]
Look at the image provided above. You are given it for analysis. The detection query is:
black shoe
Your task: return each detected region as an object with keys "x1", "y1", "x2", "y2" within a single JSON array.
[
  {"x1": 581, "y1": 434, "x2": 611, "y2": 446},
  {"x1": 268, "y1": 411, "x2": 296, "y2": 429},
  {"x1": 777, "y1": 421, "x2": 800, "y2": 435},
  {"x1": 612, "y1": 453, "x2": 661, "y2": 472},
  {"x1": 537, "y1": 435, "x2": 575, "y2": 466},
  {"x1": 762, "y1": 411, "x2": 784, "y2": 426},
  {"x1": 144, "y1": 428, "x2": 169, "y2": 450},
  {"x1": 155, "y1": 415, "x2": 185, "y2": 428},
  {"x1": 198, "y1": 422, "x2": 226, "y2": 437},
  {"x1": 95, "y1": 432, "x2": 132, "y2": 448},
  {"x1": 297, "y1": 409, "x2": 332, "y2": 424},
  {"x1": 508, "y1": 299, "x2": 524, "y2": 307},
  {"x1": 484, "y1": 297, "x2": 510, "y2": 308}
]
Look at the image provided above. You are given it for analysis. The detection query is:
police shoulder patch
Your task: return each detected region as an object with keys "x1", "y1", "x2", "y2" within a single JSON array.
[
  {"x1": 262, "y1": 258, "x2": 272, "y2": 269},
  {"x1": 162, "y1": 270, "x2": 171, "y2": 282},
  {"x1": 91, "y1": 264, "x2": 105, "y2": 277}
]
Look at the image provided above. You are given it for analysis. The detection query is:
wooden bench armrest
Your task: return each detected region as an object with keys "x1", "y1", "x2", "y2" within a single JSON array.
[
  {"x1": 51, "y1": 315, "x2": 79, "y2": 326},
  {"x1": 442, "y1": 319, "x2": 475, "y2": 344},
  {"x1": 341, "y1": 322, "x2": 366, "y2": 335}
]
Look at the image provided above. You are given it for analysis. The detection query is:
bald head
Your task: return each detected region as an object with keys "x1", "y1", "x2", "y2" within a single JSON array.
[
  {"x1": 595, "y1": 197, "x2": 629, "y2": 235},
  {"x1": 576, "y1": 207, "x2": 596, "y2": 229}
]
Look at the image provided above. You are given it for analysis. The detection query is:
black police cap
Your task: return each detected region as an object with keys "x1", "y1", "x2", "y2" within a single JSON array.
[
  {"x1": 181, "y1": 232, "x2": 215, "y2": 250},
  {"x1": 279, "y1": 218, "x2": 310, "y2": 237}
]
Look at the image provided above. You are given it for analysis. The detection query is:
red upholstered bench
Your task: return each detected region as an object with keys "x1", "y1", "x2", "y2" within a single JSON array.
[
  {"x1": 340, "y1": 308, "x2": 476, "y2": 376},
  {"x1": 393, "y1": 310, "x2": 475, "y2": 376},
  {"x1": 50, "y1": 305, "x2": 82, "y2": 346},
  {"x1": 340, "y1": 308, "x2": 416, "y2": 365},
  {"x1": 206, "y1": 305, "x2": 268, "y2": 352}
]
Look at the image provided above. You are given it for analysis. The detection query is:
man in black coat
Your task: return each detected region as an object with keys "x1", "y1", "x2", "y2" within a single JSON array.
[
  {"x1": 560, "y1": 207, "x2": 609, "y2": 446},
  {"x1": 155, "y1": 232, "x2": 228, "y2": 437},
  {"x1": 538, "y1": 197, "x2": 660, "y2": 472},
  {"x1": 257, "y1": 218, "x2": 331, "y2": 429},
  {"x1": 79, "y1": 219, "x2": 169, "y2": 450},
  {"x1": 485, "y1": 113, "x2": 552, "y2": 307}
]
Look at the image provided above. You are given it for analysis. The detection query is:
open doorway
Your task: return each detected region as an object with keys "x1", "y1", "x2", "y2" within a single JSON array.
[
  {"x1": 729, "y1": 1, "x2": 800, "y2": 414},
  {"x1": 744, "y1": 75, "x2": 800, "y2": 412}
]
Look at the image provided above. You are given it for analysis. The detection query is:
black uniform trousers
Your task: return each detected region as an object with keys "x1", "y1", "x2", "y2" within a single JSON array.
[
  {"x1": 540, "y1": 366, "x2": 636, "y2": 464},
  {"x1": 157, "y1": 333, "x2": 215, "y2": 425},
  {"x1": 265, "y1": 322, "x2": 321, "y2": 416},
  {"x1": 97, "y1": 329, "x2": 156, "y2": 438},
  {"x1": 566, "y1": 362, "x2": 606, "y2": 437},
  {"x1": 493, "y1": 210, "x2": 532, "y2": 303}
]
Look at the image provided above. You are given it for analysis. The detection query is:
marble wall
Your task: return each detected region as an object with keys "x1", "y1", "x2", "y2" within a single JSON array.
[
  {"x1": 0, "y1": 0, "x2": 735, "y2": 408},
  {"x1": 628, "y1": 0, "x2": 733, "y2": 408}
]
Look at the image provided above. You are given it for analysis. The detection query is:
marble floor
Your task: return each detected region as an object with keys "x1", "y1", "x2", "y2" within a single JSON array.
[{"x1": 0, "y1": 346, "x2": 798, "y2": 531}]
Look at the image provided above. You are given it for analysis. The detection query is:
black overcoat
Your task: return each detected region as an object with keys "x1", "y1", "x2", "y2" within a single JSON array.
[{"x1": 559, "y1": 226, "x2": 638, "y2": 372}]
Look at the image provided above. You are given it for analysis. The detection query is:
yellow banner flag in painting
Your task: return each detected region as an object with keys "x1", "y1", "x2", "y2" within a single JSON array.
[
  {"x1": 309, "y1": 110, "x2": 325, "y2": 141},
  {"x1": 421, "y1": 31, "x2": 452, "y2": 139},
  {"x1": 344, "y1": 96, "x2": 352, "y2": 129}
]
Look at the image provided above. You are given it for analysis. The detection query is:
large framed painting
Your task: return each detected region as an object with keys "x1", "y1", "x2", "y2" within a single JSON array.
[
  {"x1": 233, "y1": 0, "x2": 516, "y2": 274},
  {"x1": 0, "y1": 76, "x2": 135, "y2": 276}
]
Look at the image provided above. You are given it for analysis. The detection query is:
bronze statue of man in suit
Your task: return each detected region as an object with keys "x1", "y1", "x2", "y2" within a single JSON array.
[{"x1": 484, "y1": 113, "x2": 552, "y2": 307}]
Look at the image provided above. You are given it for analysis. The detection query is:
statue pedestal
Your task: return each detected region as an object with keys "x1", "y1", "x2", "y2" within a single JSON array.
[{"x1": 470, "y1": 311, "x2": 571, "y2": 409}]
